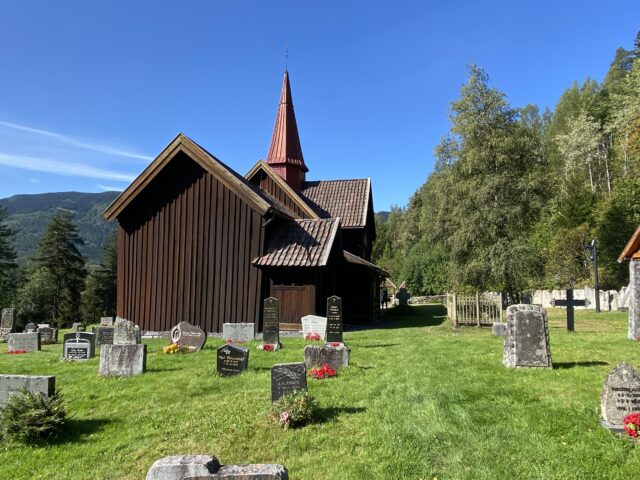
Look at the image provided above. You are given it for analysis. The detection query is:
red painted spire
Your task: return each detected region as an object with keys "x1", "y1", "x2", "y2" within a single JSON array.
[{"x1": 266, "y1": 71, "x2": 308, "y2": 191}]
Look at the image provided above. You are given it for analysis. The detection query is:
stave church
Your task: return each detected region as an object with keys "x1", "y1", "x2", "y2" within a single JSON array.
[{"x1": 103, "y1": 71, "x2": 386, "y2": 333}]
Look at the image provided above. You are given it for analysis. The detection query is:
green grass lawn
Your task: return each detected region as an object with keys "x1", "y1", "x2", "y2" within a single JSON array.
[{"x1": 1, "y1": 306, "x2": 640, "y2": 479}]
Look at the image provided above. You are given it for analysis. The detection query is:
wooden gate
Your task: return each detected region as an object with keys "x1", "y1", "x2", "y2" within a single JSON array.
[
  {"x1": 271, "y1": 285, "x2": 316, "y2": 330},
  {"x1": 447, "y1": 292, "x2": 503, "y2": 327}
]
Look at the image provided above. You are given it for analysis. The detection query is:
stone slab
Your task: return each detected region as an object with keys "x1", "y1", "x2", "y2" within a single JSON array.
[
  {"x1": 93, "y1": 326, "x2": 115, "y2": 346},
  {"x1": 222, "y1": 323, "x2": 255, "y2": 344},
  {"x1": 601, "y1": 362, "x2": 640, "y2": 427},
  {"x1": 1, "y1": 308, "x2": 15, "y2": 329},
  {"x1": 270, "y1": 362, "x2": 307, "y2": 402},
  {"x1": 39, "y1": 327, "x2": 58, "y2": 344},
  {"x1": 99, "y1": 344, "x2": 147, "y2": 377},
  {"x1": 24, "y1": 322, "x2": 38, "y2": 333},
  {"x1": 170, "y1": 321, "x2": 207, "y2": 352},
  {"x1": 8, "y1": 332, "x2": 40, "y2": 352},
  {"x1": 302, "y1": 315, "x2": 327, "y2": 340},
  {"x1": 502, "y1": 304, "x2": 552, "y2": 368},
  {"x1": 0, "y1": 374, "x2": 55, "y2": 406},
  {"x1": 492, "y1": 322, "x2": 507, "y2": 337},
  {"x1": 325, "y1": 296, "x2": 343, "y2": 343},
  {"x1": 146, "y1": 455, "x2": 221, "y2": 480},
  {"x1": 210, "y1": 464, "x2": 289, "y2": 479},
  {"x1": 217, "y1": 344, "x2": 249, "y2": 376},
  {"x1": 63, "y1": 332, "x2": 96, "y2": 360},
  {"x1": 262, "y1": 298, "x2": 280, "y2": 346},
  {"x1": 304, "y1": 344, "x2": 350, "y2": 370},
  {"x1": 114, "y1": 317, "x2": 141, "y2": 345},
  {"x1": 100, "y1": 316, "x2": 114, "y2": 327}
]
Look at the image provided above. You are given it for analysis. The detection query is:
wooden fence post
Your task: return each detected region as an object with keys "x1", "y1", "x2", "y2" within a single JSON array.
[
  {"x1": 476, "y1": 291, "x2": 481, "y2": 327},
  {"x1": 452, "y1": 292, "x2": 458, "y2": 327}
]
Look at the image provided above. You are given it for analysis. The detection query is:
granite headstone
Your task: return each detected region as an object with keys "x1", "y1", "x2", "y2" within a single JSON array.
[
  {"x1": 99, "y1": 317, "x2": 146, "y2": 377},
  {"x1": 216, "y1": 344, "x2": 249, "y2": 376},
  {"x1": 24, "y1": 322, "x2": 38, "y2": 333},
  {"x1": 304, "y1": 344, "x2": 350, "y2": 370},
  {"x1": 0, "y1": 375, "x2": 55, "y2": 406},
  {"x1": 170, "y1": 321, "x2": 207, "y2": 352},
  {"x1": 93, "y1": 326, "x2": 115, "y2": 346},
  {"x1": 8, "y1": 332, "x2": 40, "y2": 352},
  {"x1": 325, "y1": 296, "x2": 343, "y2": 344},
  {"x1": 0, "y1": 307, "x2": 15, "y2": 341},
  {"x1": 601, "y1": 363, "x2": 640, "y2": 431},
  {"x1": 271, "y1": 362, "x2": 307, "y2": 402},
  {"x1": 63, "y1": 332, "x2": 96, "y2": 360},
  {"x1": 72, "y1": 322, "x2": 86, "y2": 332},
  {"x1": 302, "y1": 315, "x2": 327, "y2": 340},
  {"x1": 39, "y1": 326, "x2": 58, "y2": 344},
  {"x1": 502, "y1": 304, "x2": 552, "y2": 368},
  {"x1": 100, "y1": 316, "x2": 114, "y2": 327},
  {"x1": 263, "y1": 297, "x2": 280, "y2": 346},
  {"x1": 222, "y1": 323, "x2": 255, "y2": 344},
  {"x1": 113, "y1": 317, "x2": 141, "y2": 345},
  {"x1": 397, "y1": 287, "x2": 409, "y2": 306},
  {"x1": 492, "y1": 322, "x2": 507, "y2": 337}
]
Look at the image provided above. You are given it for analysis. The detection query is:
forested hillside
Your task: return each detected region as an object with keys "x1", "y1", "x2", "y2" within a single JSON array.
[
  {"x1": 0, "y1": 191, "x2": 118, "y2": 264},
  {"x1": 373, "y1": 33, "x2": 640, "y2": 296}
]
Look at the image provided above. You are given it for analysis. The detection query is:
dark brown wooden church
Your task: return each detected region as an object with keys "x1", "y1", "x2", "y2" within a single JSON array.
[{"x1": 103, "y1": 71, "x2": 385, "y2": 333}]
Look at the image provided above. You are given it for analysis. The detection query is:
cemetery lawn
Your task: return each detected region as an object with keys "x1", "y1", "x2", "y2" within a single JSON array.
[{"x1": 2, "y1": 307, "x2": 640, "y2": 479}]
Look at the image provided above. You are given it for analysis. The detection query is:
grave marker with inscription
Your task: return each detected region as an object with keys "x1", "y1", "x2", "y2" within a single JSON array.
[
  {"x1": 502, "y1": 304, "x2": 552, "y2": 369},
  {"x1": 100, "y1": 316, "x2": 114, "y2": 327},
  {"x1": 263, "y1": 297, "x2": 280, "y2": 347},
  {"x1": 99, "y1": 318, "x2": 146, "y2": 377},
  {"x1": 302, "y1": 315, "x2": 327, "y2": 340},
  {"x1": 0, "y1": 375, "x2": 55, "y2": 406},
  {"x1": 63, "y1": 332, "x2": 96, "y2": 360},
  {"x1": 8, "y1": 332, "x2": 40, "y2": 352},
  {"x1": 271, "y1": 363, "x2": 307, "y2": 402},
  {"x1": 39, "y1": 327, "x2": 58, "y2": 344},
  {"x1": 216, "y1": 344, "x2": 249, "y2": 376},
  {"x1": 170, "y1": 321, "x2": 207, "y2": 352},
  {"x1": 24, "y1": 322, "x2": 38, "y2": 333},
  {"x1": 601, "y1": 363, "x2": 640, "y2": 431},
  {"x1": 326, "y1": 296, "x2": 343, "y2": 344},
  {"x1": 222, "y1": 323, "x2": 255, "y2": 344},
  {"x1": 92, "y1": 326, "x2": 115, "y2": 346},
  {"x1": 304, "y1": 344, "x2": 350, "y2": 370},
  {"x1": 0, "y1": 308, "x2": 15, "y2": 341}
]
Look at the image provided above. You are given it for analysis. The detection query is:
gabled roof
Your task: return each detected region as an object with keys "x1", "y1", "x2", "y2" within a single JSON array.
[
  {"x1": 344, "y1": 251, "x2": 389, "y2": 276},
  {"x1": 103, "y1": 134, "x2": 292, "y2": 221},
  {"x1": 253, "y1": 218, "x2": 340, "y2": 268},
  {"x1": 299, "y1": 178, "x2": 371, "y2": 228},
  {"x1": 245, "y1": 160, "x2": 319, "y2": 219},
  {"x1": 266, "y1": 71, "x2": 308, "y2": 172},
  {"x1": 619, "y1": 224, "x2": 640, "y2": 262}
]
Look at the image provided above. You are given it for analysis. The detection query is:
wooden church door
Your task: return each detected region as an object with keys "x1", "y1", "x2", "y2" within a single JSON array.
[{"x1": 271, "y1": 285, "x2": 315, "y2": 330}]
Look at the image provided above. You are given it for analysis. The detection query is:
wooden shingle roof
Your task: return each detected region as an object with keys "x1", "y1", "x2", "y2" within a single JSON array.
[
  {"x1": 299, "y1": 179, "x2": 370, "y2": 228},
  {"x1": 253, "y1": 218, "x2": 340, "y2": 268}
]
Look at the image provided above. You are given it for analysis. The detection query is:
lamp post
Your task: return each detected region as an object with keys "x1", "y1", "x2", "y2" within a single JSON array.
[{"x1": 586, "y1": 239, "x2": 601, "y2": 313}]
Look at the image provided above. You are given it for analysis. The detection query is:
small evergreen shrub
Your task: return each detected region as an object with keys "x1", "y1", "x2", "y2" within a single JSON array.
[
  {"x1": 0, "y1": 390, "x2": 67, "y2": 443},
  {"x1": 269, "y1": 391, "x2": 318, "y2": 429}
]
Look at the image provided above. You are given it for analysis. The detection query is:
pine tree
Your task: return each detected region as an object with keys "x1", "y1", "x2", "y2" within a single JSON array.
[
  {"x1": 0, "y1": 205, "x2": 17, "y2": 307},
  {"x1": 34, "y1": 211, "x2": 86, "y2": 327},
  {"x1": 81, "y1": 233, "x2": 116, "y2": 323}
]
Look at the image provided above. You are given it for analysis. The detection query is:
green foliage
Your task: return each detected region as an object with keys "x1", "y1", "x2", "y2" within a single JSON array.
[
  {"x1": 81, "y1": 233, "x2": 117, "y2": 323},
  {"x1": 34, "y1": 212, "x2": 87, "y2": 327},
  {"x1": 0, "y1": 205, "x2": 17, "y2": 307},
  {"x1": 14, "y1": 268, "x2": 57, "y2": 327},
  {"x1": 269, "y1": 391, "x2": 319, "y2": 429},
  {"x1": 0, "y1": 390, "x2": 67, "y2": 444}
]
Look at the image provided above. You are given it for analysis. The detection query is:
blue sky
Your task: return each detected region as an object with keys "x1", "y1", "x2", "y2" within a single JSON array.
[{"x1": 0, "y1": 1, "x2": 638, "y2": 210}]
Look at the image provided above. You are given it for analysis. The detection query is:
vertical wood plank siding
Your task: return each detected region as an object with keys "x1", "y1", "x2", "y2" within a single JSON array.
[
  {"x1": 116, "y1": 152, "x2": 264, "y2": 333},
  {"x1": 254, "y1": 171, "x2": 310, "y2": 218}
]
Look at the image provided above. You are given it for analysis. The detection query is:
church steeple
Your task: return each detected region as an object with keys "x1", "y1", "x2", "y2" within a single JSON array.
[{"x1": 266, "y1": 71, "x2": 308, "y2": 192}]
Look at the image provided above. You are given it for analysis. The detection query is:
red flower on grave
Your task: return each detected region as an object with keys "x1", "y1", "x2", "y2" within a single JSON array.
[
  {"x1": 624, "y1": 412, "x2": 640, "y2": 439},
  {"x1": 328, "y1": 342, "x2": 341, "y2": 347},
  {"x1": 308, "y1": 364, "x2": 337, "y2": 379},
  {"x1": 263, "y1": 344, "x2": 274, "y2": 351},
  {"x1": 305, "y1": 333, "x2": 321, "y2": 341},
  {"x1": 6, "y1": 350, "x2": 27, "y2": 355}
]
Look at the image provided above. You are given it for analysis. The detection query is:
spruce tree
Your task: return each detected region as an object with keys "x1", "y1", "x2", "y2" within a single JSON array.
[
  {"x1": 34, "y1": 211, "x2": 86, "y2": 327},
  {"x1": 0, "y1": 205, "x2": 17, "y2": 307},
  {"x1": 81, "y1": 233, "x2": 116, "y2": 323}
]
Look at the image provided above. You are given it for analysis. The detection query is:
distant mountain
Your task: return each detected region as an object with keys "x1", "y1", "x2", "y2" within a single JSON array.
[
  {"x1": 0, "y1": 191, "x2": 119, "y2": 265},
  {"x1": 375, "y1": 211, "x2": 390, "y2": 223}
]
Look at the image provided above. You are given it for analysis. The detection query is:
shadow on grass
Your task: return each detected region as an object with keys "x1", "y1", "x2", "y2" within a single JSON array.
[
  {"x1": 360, "y1": 343, "x2": 400, "y2": 349},
  {"x1": 53, "y1": 418, "x2": 111, "y2": 445},
  {"x1": 147, "y1": 366, "x2": 182, "y2": 373},
  {"x1": 379, "y1": 304, "x2": 448, "y2": 330},
  {"x1": 315, "y1": 406, "x2": 366, "y2": 424},
  {"x1": 554, "y1": 361, "x2": 609, "y2": 369}
]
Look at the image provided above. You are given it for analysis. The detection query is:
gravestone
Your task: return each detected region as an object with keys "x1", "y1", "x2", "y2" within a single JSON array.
[
  {"x1": 302, "y1": 315, "x2": 327, "y2": 340},
  {"x1": 492, "y1": 322, "x2": 507, "y2": 337},
  {"x1": 271, "y1": 362, "x2": 307, "y2": 402},
  {"x1": 39, "y1": 326, "x2": 58, "y2": 344},
  {"x1": 170, "y1": 321, "x2": 207, "y2": 352},
  {"x1": 92, "y1": 326, "x2": 115, "y2": 346},
  {"x1": 304, "y1": 344, "x2": 350, "y2": 370},
  {"x1": 0, "y1": 375, "x2": 55, "y2": 406},
  {"x1": 37, "y1": 323, "x2": 50, "y2": 329},
  {"x1": 551, "y1": 288, "x2": 590, "y2": 331},
  {"x1": 7, "y1": 332, "x2": 40, "y2": 352},
  {"x1": 100, "y1": 316, "x2": 114, "y2": 327},
  {"x1": 397, "y1": 287, "x2": 409, "y2": 306},
  {"x1": 72, "y1": 322, "x2": 86, "y2": 332},
  {"x1": 63, "y1": 332, "x2": 96, "y2": 360},
  {"x1": 502, "y1": 304, "x2": 552, "y2": 369},
  {"x1": 222, "y1": 323, "x2": 255, "y2": 344},
  {"x1": 601, "y1": 363, "x2": 640, "y2": 431},
  {"x1": 0, "y1": 307, "x2": 15, "y2": 341},
  {"x1": 146, "y1": 455, "x2": 289, "y2": 480},
  {"x1": 263, "y1": 297, "x2": 280, "y2": 346},
  {"x1": 326, "y1": 296, "x2": 343, "y2": 344},
  {"x1": 216, "y1": 344, "x2": 249, "y2": 376},
  {"x1": 212, "y1": 464, "x2": 289, "y2": 479},
  {"x1": 99, "y1": 318, "x2": 146, "y2": 377},
  {"x1": 24, "y1": 322, "x2": 38, "y2": 333}
]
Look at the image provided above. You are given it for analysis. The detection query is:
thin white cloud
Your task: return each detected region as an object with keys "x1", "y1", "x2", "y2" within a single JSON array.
[
  {"x1": 98, "y1": 184, "x2": 125, "y2": 192},
  {"x1": 0, "y1": 152, "x2": 136, "y2": 182},
  {"x1": 28, "y1": 178, "x2": 39, "y2": 184},
  {"x1": 0, "y1": 121, "x2": 154, "y2": 161}
]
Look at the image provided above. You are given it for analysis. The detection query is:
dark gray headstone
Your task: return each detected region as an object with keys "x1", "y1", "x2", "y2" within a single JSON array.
[
  {"x1": 601, "y1": 363, "x2": 640, "y2": 429},
  {"x1": 1, "y1": 308, "x2": 15, "y2": 329},
  {"x1": 24, "y1": 322, "x2": 38, "y2": 333},
  {"x1": 304, "y1": 344, "x2": 349, "y2": 370},
  {"x1": 0, "y1": 375, "x2": 55, "y2": 406},
  {"x1": 271, "y1": 362, "x2": 307, "y2": 402},
  {"x1": 146, "y1": 455, "x2": 221, "y2": 480},
  {"x1": 8, "y1": 332, "x2": 40, "y2": 352},
  {"x1": 114, "y1": 317, "x2": 140, "y2": 345},
  {"x1": 100, "y1": 316, "x2": 114, "y2": 327},
  {"x1": 222, "y1": 323, "x2": 255, "y2": 344},
  {"x1": 397, "y1": 287, "x2": 409, "y2": 306},
  {"x1": 39, "y1": 327, "x2": 58, "y2": 344},
  {"x1": 99, "y1": 344, "x2": 147, "y2": 377},
  {"x1": 217, "y1": 344, "x2": 249, "y2": 377},
  {"x1": 325, "y1": 296, "x2": 343, "y2": 343},
  {"x1": 302, "y1": 315, "x2": 327, "y2": 340},
  {"x1": 63, "y1": 332, "x2": 96, "y2": 360},
  {"x1": 502, "y1": 304, "x2": 552, "y2": 368},
  {"x1": 92, "y1": 326, "x2": 115, "y2": 346},
  {"x1": 263, "y1": 297, "x2": 280, "y2": 346},
  {"x1": 170, "y1": 321, "x2": 207, "y2": 352}
]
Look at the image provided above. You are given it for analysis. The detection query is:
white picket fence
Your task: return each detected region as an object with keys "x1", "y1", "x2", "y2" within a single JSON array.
[{"x1": 446, "y1": 292, "x2": 503, "y2": 327}]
